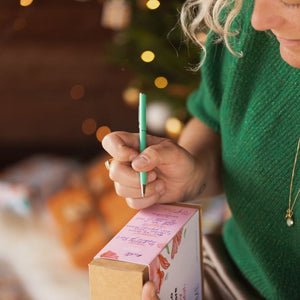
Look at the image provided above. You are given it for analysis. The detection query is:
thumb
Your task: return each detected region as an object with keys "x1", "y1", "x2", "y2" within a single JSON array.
[
  {"x1": 132, "y1": 138, "x2": 180, "y2": 172},
  {"x1": 142, "y1": 281, "x2": 159, "y2": 300}
]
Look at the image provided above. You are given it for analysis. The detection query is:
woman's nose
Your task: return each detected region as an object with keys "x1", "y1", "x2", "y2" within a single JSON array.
[{"x1": 251, "y1": 0, "x2": 285, "y2": 31}]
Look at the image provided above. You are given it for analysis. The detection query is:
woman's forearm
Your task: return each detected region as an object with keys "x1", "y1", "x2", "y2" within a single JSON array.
[{"x1": 178, "y1": 117, "x2": 223, "y2": 198}]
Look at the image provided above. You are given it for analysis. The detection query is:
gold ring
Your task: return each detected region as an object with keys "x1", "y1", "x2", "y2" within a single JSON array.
[{"x1": 104, "y1": 158, "x2": 114, "y2": 171}]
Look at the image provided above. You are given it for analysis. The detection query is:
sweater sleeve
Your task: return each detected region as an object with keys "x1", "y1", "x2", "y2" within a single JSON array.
[
  {"x1": 187, "y1": 78, "x2": 221, "y2": 134},
  {"x1": 187, "y1": 30, "x2": 230, "y2": 135}
]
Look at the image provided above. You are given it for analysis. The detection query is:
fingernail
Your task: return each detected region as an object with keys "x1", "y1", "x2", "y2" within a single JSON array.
[
  {"x1": 155, "y1": 181, "x2": 165, "y2": 194},
  {"x1": 134, "y1": 155, "x2": 149, "y2": 167}
]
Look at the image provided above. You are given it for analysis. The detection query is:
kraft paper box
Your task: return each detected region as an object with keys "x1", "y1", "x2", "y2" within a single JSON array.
[{"x1": 89, "y1": 203, "x2": 203, "y2": 300}]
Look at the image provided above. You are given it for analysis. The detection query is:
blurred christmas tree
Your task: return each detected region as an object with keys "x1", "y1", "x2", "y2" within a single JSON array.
[{"x1": 100, "y1": 0, "x2": 201, "y2": 138}]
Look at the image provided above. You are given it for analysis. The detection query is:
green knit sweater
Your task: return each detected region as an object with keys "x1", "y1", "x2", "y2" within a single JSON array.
[{"x1": 187, "y1": 2, "x2": 300, "y2": 299}]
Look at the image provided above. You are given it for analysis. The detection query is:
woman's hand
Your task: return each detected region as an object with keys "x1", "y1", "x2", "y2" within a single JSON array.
[
  {"x1": 142, "y1": 282, "x2": 159, "y2": 300},
  {"x1": 102, "y1": 131, "x2": 206, "y2": 209}
]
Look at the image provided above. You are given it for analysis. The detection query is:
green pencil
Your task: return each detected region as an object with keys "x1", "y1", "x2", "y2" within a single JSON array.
[{"x1": 139, "y1": 93, "x2": 147, "y2": 197}]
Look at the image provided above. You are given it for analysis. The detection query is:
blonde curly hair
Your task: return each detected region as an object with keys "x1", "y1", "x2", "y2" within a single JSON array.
[{"x1": 180, "y1": 0, "x2": 243, "y2": 68}]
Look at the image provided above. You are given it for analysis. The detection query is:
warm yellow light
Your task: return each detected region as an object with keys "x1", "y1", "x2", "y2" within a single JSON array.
[
  {"x1": 70, "y1": 84, "x2": 85, "y2": 100},
  {"x1": 146, "y1": 0, "x2": 160, "y2": 10},
  {"x1": 141, "y1": 50, "x2": 155, "y2": 63},
  {"x1": 82, "y1": 118, "x2": 97, "y2": 135},
  {"x1": 165, "y1": 118, "x2": 183, "y2": 140},
  {"x1": 96, "y1": 126, "x2": 111, "y2": 142},
  {"x1": 154, "y1": 76, "x2": 168, "y2": 89},
  {"x1": 20, "y1": 0, "x2": 34, "y2": 6},
  {"x1": 122, "y1": 87, "x2": 140, "y2": 107}
]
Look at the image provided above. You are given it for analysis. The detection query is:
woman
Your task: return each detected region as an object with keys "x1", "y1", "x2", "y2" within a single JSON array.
[{"x1": 102, "y1": 0, "x2": 300, "y2": 299}]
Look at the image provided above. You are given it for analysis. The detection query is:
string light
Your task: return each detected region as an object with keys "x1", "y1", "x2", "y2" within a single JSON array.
[
  {"x1": 82, "y1": 118, "x2": 97, "y2": 135},
  {"x1": 20, "y1": 0, "x2": 34, "y2": 6},
  {"x1": 154, "y1": 76, "x2": 168, "y2": 89},
  {"x1": 141, "y1": 50, "x2": 155, "y2": 63},
  {"x1": 96, "y1": 126, "x2": 111, "y2": 142},
  {"x1": 146, "y1": 0, "x2": 160, "y2": 10}
]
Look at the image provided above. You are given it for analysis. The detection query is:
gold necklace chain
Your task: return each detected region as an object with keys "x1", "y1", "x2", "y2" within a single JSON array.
[{"x1": 285, "y1": 137, "x2": 300, "y2": 227}]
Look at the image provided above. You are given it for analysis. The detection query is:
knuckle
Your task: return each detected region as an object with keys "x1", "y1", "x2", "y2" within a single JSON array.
[
  {"x1": 145, "y1": 146, "x2": 159, "y2": 157},
  {"x1": 116, "y1": 144, "x2": 130, "y2": 161},
  {"x1": 146, "y1": 138, "x2": 177, "y2": 162},
  {"x1": 161, "y1": 138, "x2": 175, "y2": 147}
]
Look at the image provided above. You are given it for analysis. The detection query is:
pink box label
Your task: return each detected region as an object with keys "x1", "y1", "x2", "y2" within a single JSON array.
[{"x1": 95, "y1": 204, "x2": 196, "y2": 265}]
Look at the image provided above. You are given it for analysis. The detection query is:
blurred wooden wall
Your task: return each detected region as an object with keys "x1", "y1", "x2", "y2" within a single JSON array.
[{"x1": 0, "y1": 0, "x2": 137, "y2": 167}]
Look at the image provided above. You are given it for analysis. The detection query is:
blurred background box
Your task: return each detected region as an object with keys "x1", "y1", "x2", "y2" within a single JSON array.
[
  {"x1": 0, "y1": 155, "x2": 79, "y2": 217},
  {"x1": 47, "y1": 155, "x2": 136, "y2": 269}
]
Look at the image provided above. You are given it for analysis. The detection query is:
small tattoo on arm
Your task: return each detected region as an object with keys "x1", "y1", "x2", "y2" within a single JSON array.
[{"x1": 198, "y1": 182, "x2": 206, "y2": 195}]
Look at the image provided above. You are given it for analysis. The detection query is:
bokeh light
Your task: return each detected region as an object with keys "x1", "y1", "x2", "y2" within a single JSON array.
[
  {"x1": 154, "y1": 76, "x2": 168, "y2": 89},
  {"x1": 96, "y1": 126, "x2": 111, "y2": 142},
  {"x1": 141, "y1": 50, "x2": 155, "y2": 63},
  {"x1": 122, "y1": 87, "x2": 140, "y2": 107},
  {"x1": 81, "y1": 118, "x2": 97, "y2": 135},
  {"x1": 196, "y1": 32, "x2": 207, "y2": 44},
  {"x1": 146, "y1": 0, "x2": 160, "y2": 10},
  {"x1": 70, "y1": 84, "x2": 85, "y2": 100},
  {"x1": 20, "y1": 0, "x2": 34, "y2": 6},
  {"x1": 165, "y1": 117, "x2": 183, "y2": 140}
]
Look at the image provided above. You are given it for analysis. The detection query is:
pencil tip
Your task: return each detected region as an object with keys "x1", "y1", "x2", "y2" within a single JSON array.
[{"x1": 141, "y1": 185, "x2": 146, "y2": 198}]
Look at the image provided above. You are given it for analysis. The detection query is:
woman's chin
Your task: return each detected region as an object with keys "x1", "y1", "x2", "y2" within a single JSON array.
[{"x1": 280, "y1": 46, "x2": 300, "y2": 69}]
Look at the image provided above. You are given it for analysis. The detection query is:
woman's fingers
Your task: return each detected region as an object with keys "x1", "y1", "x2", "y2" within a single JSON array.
[
  {"x1": 125, "y1": 195, "x2": 158, "y2": 210},
  {"x1": 102, "y1": 131, "x2": 168, "y2": 164},
  {"x1": 114, "y1": 178, "x2": 165, "y2": 199},
  {"x1": 109, "y1": 159, "x2": 157, "y2": 187},
  {"x1": 102, "y1": 131, "x2": 140, "y2": 162},
  {"x1": 142, "y1": 281, "x2": 159, "y2": 300}
]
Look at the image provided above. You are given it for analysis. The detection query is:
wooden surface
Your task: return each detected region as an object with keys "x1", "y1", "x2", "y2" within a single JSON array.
[{"x1": 0, "y1": 0, "x2": 137, "y2": 167}]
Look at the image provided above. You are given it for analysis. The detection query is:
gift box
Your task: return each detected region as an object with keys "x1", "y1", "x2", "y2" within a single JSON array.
[{"x1": 89, "y1": 203, "x2": 203, "y2": 300}]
